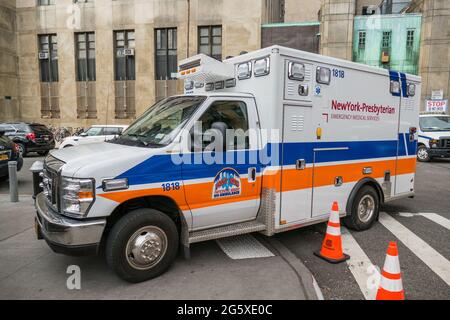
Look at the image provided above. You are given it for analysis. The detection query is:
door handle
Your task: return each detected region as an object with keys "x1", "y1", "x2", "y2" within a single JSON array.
[
  {"x1": 296, "y1": 159, "x2": 306, "y2": 170},
  {"x1": 248, "y1": 167, "x2": 256, "y2": 182}
]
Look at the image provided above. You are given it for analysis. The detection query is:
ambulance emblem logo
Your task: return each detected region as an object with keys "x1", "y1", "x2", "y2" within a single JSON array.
[{"x1": 212, "y1": 168, "x2": 241, "y2": 199}]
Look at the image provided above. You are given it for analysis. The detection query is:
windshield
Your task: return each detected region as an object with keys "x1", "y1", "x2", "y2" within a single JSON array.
[
  {"x1": 85, "y1": 127, "x2": 103, "y2": 136},
  {"x1": 420, "y1": 116, "x2": 450, "y2": 132},
  {"x1": 113, "y1": 96, "x2": 206, "y2": 147}
]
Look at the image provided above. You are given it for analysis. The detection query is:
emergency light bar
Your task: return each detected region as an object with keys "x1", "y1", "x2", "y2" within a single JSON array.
[{"x1": 178, "y1": 54, "x2": 234, "y2": 83}]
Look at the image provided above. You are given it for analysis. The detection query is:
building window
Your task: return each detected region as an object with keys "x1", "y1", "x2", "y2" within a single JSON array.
[
  {"x1": 358, "y1": 31, "x2": 366, "y2": 49},
  {"x1": 406, "y1": 29, "x2": 415, "y2": 49},
  {"x1": 155, "y1": 28, "x2": 177, "y2": 80},
  {"x1": 198, "y1": 26, "x2": 222, "y2": 61},
  {"x1": 38, "y1": 34, "x2": 58, "y2": 82},
  {"x1": 75, "y1": 32, "x2": 96, "y2": 81},
  {"x1": 381, "y1": 31, "x2": 392, "y2": 49},
  {"x1": 114, "y1": 30, "x2": 135, "y2": 81},
  {"x1": 38, "y1": 0, "x2": 55, "y2": 5}
]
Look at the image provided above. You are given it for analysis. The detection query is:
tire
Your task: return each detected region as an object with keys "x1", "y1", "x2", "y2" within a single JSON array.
[
  {"x1": 105, "y1": 208, "x2": 179, "y2": 283},
  {"x1": 417, "y1": 145, "x2": 431, "y2": 162},
  {"x1": 17, "y1": 143, "x2": 27, "y2": 157},
  {"x1": 344, "y1": 185, "x2": 379, "y2": 231},
  {"x1": 38, "y1": 150, "x2": 49, "y2": 156}
]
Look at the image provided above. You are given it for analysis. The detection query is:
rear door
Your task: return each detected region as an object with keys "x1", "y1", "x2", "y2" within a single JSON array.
[{"x1": 182, "y1": 97, "x2": 262, "y2": 230}]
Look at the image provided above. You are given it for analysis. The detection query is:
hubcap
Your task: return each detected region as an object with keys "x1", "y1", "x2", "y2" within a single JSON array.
[
  {"x1": 18, "y1": 145, "x2": 24, "y2": 155},
  {"x1": 125, "y1": 226, "x2": 167, "y2": 270},
  {"x1": 417, "y1": 147, "x2": 428, "y2": 160},
  {"x1": 357, "y1": 195, "x2": 375, "y2": 223}
]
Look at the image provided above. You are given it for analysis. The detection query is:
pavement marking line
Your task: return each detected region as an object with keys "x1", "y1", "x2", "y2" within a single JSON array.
[
  {"x1": 341, "y1": 227, "x2": 379, "y2": 300},
  {"x1": 216, "y1": 234, "x2": 274, "y2": 260},
  {"x1": 379, "y1": 212, "x2": 450, "y2": 286},
  {"x1": 418, "y1": 213, "x2": 450, "y2": 231}
]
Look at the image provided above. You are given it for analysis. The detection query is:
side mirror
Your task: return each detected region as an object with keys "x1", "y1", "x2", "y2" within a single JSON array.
[{"x1": 80, "y1": 132, "x2": 88, "y2": 137}]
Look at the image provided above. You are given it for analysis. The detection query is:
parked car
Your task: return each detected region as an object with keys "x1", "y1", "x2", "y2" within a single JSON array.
[
  {"x1": 417, "y1": 113, "x2": 450, "y2": 162},
  {"x1": 0, "y1": 122, "x2": 55, "y2": 157},
  {"x1": 59, "y1": 125, "x2": 128, "y2": 149},
  {"x1": 0, "y1": 130, "x2": 23, "y2": 181}
]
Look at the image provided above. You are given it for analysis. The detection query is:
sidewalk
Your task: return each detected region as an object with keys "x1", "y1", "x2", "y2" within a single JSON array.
[{"x1": 0, "y1": 194, "x2": 321, "y2": 300}]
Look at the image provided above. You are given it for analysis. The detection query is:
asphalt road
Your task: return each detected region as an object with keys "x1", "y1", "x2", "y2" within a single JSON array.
[
  {"x1": 0, "y1": 155, "x2": 449, "y2": 299},
  {"x1": 276, "y1": 159, "x2": 450, "y2": 300}
]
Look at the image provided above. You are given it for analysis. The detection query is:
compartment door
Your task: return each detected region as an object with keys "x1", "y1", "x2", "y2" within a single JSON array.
[{"x1": 280, "y1": 105, "x2": 313, "y2": 224}]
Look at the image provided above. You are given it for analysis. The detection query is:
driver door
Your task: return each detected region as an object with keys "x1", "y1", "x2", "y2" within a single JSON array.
[{"x1": 182, "y1": 97, "x2": 262, "y2": 230}]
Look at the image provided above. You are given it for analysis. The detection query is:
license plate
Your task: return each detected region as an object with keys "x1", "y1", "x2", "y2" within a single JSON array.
[
  {"x1": 44, "y1": 136, "x2": 49, "y2": 141},
  {"x1": 0, "y1": 154, "x2": 8, "y2": 161}
]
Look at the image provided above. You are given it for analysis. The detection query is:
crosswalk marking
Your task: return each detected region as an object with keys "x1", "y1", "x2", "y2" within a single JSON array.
[
  {"x1": 341, "y1": 227, "x2": 379, "y2": 300},
  {"x1": 379, "y1": 212, "x2": 450, "y2": 286},
  {"x1": 418, "y1": 213, "x2": 450, "y2": 231}
]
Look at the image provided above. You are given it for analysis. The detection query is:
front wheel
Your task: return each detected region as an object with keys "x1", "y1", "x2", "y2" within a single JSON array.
[
  {"x1": 417, "y1": 145, "x2": 431, "y2": 162},
  {"x1": 344, "y1": 185, "x2": 380, "y2": 231},
  {"x1": 17, "y1": 143, "x2": 26, "y2": 157},
  {"x1": 105, "y1": 208, "x2": 179, "y2": 283}
]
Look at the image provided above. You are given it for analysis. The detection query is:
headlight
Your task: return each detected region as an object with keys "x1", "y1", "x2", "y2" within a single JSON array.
[
  {"x1": 61, "y1": 177, "x2": 95, "y2": 217},
  {"x1": 429, "y1": 139, "x2": 439, "y2": 148}
]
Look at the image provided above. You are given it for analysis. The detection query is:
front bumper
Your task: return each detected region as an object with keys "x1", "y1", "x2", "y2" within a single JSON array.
[
  {"x1": 35, "y1": 192, "x2": 106, "y2": 256},
  {"x1": 428, "y1": 148, "x2": 450, "y2": 158}
]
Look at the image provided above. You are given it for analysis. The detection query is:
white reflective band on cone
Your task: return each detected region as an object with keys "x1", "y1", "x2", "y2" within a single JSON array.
[
  {"x1": 326, "y1": 225, "x2": 341, "y2": 236},
  {"x1": 383, "y1": 254, "x2": 401, "y2": 274},
  {"x1": 329, "y1": 211, "x2": 340, "y2": 224},
  {"x1": 380, "y1": 276, "x2": 403, "y2": 292}
]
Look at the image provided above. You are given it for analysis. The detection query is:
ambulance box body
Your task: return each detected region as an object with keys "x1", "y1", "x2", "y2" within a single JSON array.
[{"x1": 34, "y1": 46, "x2": 420, "y2": 282}]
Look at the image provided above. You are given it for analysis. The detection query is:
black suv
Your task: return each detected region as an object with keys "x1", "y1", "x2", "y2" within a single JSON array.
[
  {"x1": 0, "y1": 123, "x2": 55, "y2": 157},
  {"x1": 0, "y1": 131, "x2": 23, "y2": 181}
]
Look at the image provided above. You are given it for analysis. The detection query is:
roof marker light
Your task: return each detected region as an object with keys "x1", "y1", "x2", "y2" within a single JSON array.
[
  {"x1": 215, "y1": 81, "x2": 225, "y2": 90},
  {"x1": 205, "y1": 83, "x2": 214, "y2": 91},
  {"x1": 225, "y1": 78, "x2": 236, "y2": 88}
]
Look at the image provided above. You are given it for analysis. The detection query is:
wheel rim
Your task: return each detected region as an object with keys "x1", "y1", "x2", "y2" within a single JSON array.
[
  {"x1": 125, "y1": 226, "x2": 168, "y2": 270},
  {"x1": 357, "y1": 195, "x2": 375, "y2": 223},
  {"x1": 18, "y1": 145, "x2": 24, "y2": 155},
  {"x1": 417, "y1": 147, "x2": 428, "y2": 160}
]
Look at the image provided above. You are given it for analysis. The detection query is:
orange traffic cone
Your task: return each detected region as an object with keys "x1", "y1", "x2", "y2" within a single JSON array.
[
  {"x1": 376, "y1": 241, "x2": 405, "y2": 300},
  {"x1": 314, "y1": 201, "x2": 350, "y2": 263}
]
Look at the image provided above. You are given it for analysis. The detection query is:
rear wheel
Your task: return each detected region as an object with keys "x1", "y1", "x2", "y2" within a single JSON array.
[
  {"x1": 344, "y1": 185, "x2": 379, "y2": 231},
  {"x1": 105, "y1": 208, "x2": 178, "y2": 283},
  {"x1": 17, "y1": 143, "x2": 26, "y2": 157},
  {"x1": 37, "y1": 150, "x2": 49, "y2": 156},
  {"x1": 417, "y1": 145, "x2": 431, "y2": 162}
]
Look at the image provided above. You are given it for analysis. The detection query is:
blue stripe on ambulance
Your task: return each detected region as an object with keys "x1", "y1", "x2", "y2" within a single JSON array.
[
  {"x1": 389, "y1": 70, "x2": 401, "y2": 97},
  {"x1": 110, "y1": 136, "x2": 417, "y2": 187},
  {"x1": 399, "y1": 72, "x2": 408, "y2": 98}
]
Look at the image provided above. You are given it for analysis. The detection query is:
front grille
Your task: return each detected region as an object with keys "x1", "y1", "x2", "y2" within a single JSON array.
[
  {"x1": 42, "y1": 155, "x2": 65, "y2": 211},
  {"x1": 443, "y1": 138, "x2": 450, "y2": 148}
]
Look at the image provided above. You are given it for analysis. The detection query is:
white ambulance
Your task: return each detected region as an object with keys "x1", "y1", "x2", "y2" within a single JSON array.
[
  {"x1": 34, "y1": 46, "x2": 420, "y2": 282},
  {"x1": 417, "y1": 113, "x2": 450, "y2": 162}
]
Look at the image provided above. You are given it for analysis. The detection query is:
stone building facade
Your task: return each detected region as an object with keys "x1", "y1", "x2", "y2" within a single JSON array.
[
  {"x1": 1, "y1": 0, "x2": 283, "y2": 127},
  {"x1": 0, "y1": 0, "x2": 448, "y2": 127}
]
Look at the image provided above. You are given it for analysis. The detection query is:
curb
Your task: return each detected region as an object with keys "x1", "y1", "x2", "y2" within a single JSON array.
[{"x1": 262, "y1": 236, "x2": 324, "y2": 300}]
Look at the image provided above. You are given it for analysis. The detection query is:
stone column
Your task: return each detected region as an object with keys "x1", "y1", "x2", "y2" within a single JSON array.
[
  {"x1": 418, "y1": 0, "x2": 450, "y2": 112},
  {"x1": 319, "y1": 0, "x2": 355, "y2": 60}
]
